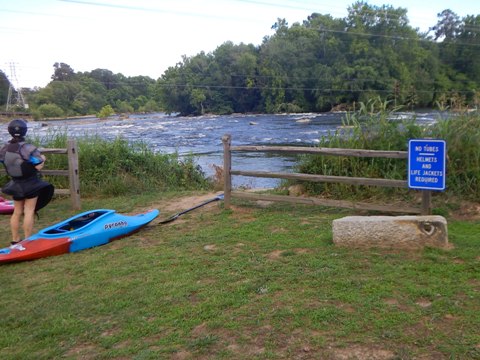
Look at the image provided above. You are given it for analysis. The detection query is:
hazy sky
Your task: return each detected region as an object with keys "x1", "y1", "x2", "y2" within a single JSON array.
[{"x1": 0, "y1": 0, "x2": 477, "y2": 88}]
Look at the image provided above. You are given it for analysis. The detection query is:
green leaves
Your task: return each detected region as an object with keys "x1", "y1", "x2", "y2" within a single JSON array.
[{"x1": 96, "y1": 104, "x2": 114, "y2": 119}]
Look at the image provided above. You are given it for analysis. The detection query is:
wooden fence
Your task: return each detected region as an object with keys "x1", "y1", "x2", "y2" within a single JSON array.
[
  {"x1": 1, "y1": 138, "x2": 81, "y2": 210},
  {"x1": 222, "y1": 134, "x2": 431, "y2": 215}
]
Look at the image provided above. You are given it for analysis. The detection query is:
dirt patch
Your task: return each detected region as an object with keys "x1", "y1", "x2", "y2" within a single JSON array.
[
  {"x1": 266, "y1": 248, "x2": 311, "y2": 260},
  {"x1": 269, "y1": 226, "x2": 288, "y2": 234},
  {"x1": 141, "y1": 192, "x2": 224, "y2": 225},
  {"x1": 172, "y1": 350, "x2": 192, "y2": 360},
  {"x1": 331, "y1": 345, "x2": 395, "y2": 359},
  {"x1": 415, "y1": 299, "x2": 433, "y2": 308},
  {"x1": 228, "y1": 205, "x2": 257, "y2": 222},
  {"x1": 267, "y1": 249, "x2": 284, "y2": 260},
  {"x1": 203, "y1": 244, "x2": 217, "y2": 251},
  {"x1": 64, "y1": 344, "x2": 99, "y2": 359},
  {"x1": 383, "y1": 298, "x2": 400, "y2": 306},
  {"x1": 191, "y1": 322, "x2": 208, "y2": 337},
  {"x1": 449, "y1": 201, "x2": 480, "y2": 221},
  {"x1": 161, "y1": 193, "x2": 223, "y2": 213}
]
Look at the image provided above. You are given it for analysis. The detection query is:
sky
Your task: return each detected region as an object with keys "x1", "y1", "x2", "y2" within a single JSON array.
[{"x1": 0, "y1": 0, "x2": 477, "y2": 89}]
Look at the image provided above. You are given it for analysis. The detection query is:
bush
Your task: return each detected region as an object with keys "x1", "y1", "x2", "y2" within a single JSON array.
[
  {"x1": 97, "y1": 105, "x2": 115, "y2": 119},
  {"x1": 430, "y1": 113, "x2": 480, "y2": 201},
  {"x1": 33, "y1": 103, "x2": 65, "y2": 119}
]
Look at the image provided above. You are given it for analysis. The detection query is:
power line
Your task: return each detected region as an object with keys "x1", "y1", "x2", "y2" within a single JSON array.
[
  {"x1": 319, "y1": 28, "x2": 480, "y2": 48},
  {"x1": 55, "y1": 0, "x2": 477, "y2": 33},
  {"x1": 57, "y1": 0, "x2": 260, "y2": 22},
  {"x1": 45, "y1": 73, "x2": 478, "y2": 88},
  {"x1": 153, "y1": 82, "x2": 477, "y2": 95},
  {"x1": 1, "y1": 1, "x2": 479, "y2": 44},
  {"x1": 231, "y1": 0, "x2": 316, "y2": 12}
]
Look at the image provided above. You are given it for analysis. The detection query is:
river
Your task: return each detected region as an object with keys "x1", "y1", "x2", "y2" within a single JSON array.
[{"x1": 1, "y1": 112, "x2": 440, "y2": 188}]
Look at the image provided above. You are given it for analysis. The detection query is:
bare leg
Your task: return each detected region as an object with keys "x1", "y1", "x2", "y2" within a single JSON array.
[
  {"x1": 11, "y1": 200, "x2": 25, "y2": 242},
  {"x1": 23, "y1": 197, "x2": 38, "y2": 239}
]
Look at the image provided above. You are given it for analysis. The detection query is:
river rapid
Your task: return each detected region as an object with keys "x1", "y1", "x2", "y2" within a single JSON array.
[{"x1": 2, "y1": 112, "x2": 440, "y2": 188}]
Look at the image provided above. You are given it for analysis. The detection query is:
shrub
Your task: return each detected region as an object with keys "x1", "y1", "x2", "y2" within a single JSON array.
[
  {"x1": 97, "y1": 105, "x2": 115, "y2": 119},
  {"x1": 430, "y1": 113, "x2": 480, "y2": 201},
  {"x1": 33, "y1": 103, "x2": 65, "y2": 119}
]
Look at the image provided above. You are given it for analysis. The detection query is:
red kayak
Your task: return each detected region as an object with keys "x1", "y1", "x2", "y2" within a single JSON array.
[{"x1": 0, "y1": 197, "x2": 14, "y2": 214}]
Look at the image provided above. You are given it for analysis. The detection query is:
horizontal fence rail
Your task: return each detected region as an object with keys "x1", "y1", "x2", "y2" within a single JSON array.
[
  {"x1": 229, "y1": 145, "x2": 409, "y2": 159},
  {"x1": 1, "y1": 139, "x2": 81, "y2": 210},
  {"x1": 222, "y1": 134, "x2": 431, "y2": 215}
]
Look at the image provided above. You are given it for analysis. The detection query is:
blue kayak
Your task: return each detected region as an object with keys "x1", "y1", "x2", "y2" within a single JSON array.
[{"x1": 0, "y1": 208, "x2": 159, "y2": 264}]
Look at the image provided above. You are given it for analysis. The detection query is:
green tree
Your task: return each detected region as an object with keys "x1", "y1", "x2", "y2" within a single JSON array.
[
  {"x1": 0, "y1": 70, "x2": 10, "y2": 107},
  {"x1": 116, "y1": 101, "x2": 134, "y2": 113},
  {"x1": 27, "y1": 63, "x2": 157, "y2": 117},
  {"x1": 139, "y1": 99, "x2": 159, "y2": 113},
  {"x1": 190, "y1": 88, "x2": 206, "y2": 114},
  {"x1": 97, "y1": 104, "x2": 115, "y2": 118},
  {"x1": 155, "y1": 53, "x2": 213, "y2": 115},
  {"x1": 33, "y1": 103, "x2": 65, "y2": 119},
  {"x1": 52, "y1": 62, "x2": 76, "y2": 81},
  {"x1": 432, "y1": 9, "x2": 462, "y2": 40}
]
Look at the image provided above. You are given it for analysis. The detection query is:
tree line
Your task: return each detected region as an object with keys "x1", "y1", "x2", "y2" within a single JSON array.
[{"x1": 1, "y1": 2, "x2": 479, "y2": 118}]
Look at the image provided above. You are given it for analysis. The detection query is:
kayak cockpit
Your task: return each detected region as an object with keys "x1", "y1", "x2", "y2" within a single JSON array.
[{"x1": 42, "y1": 210, "x2": 113, "y2": 235}]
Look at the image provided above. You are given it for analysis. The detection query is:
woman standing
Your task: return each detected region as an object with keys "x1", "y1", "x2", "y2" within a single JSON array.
[{"x1": 0, "y1": 119, "x2": 54, "y2": 245}]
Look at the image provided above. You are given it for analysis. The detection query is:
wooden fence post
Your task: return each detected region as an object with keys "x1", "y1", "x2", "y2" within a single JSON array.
[
  {"x1": 222, "y1": 134, "x2": 232, "y2": 209},
  {"x1": 67, "y1": 139, "x2": 81, "y2": 210}
]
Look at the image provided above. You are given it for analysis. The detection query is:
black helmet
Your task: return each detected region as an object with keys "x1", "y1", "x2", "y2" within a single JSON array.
[{"x1": 8, "y1": 119, "x2": 28, "y2": 138}]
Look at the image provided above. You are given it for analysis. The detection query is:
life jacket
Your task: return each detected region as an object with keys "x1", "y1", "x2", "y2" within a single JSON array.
[
  {"x1": 2, "y1": 142, "x2": 40, "y2": 179},
  {"x1": 1, "y1": 141, "x2": 54, "y2": 211}
]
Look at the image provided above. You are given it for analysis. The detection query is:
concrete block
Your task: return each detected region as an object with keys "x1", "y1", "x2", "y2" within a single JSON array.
[{"x1": 332, "y1": 215, "x2": 449, "y2": 249}]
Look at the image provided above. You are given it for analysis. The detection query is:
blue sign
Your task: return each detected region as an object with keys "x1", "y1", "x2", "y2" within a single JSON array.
[{"x1": 408, "y1": 139, "x2": 446, "y2": 191}]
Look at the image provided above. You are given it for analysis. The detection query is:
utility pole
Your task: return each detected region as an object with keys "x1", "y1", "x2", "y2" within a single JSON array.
[{"x1": 5, "y1": 62, "x2": 27, "y2": 112}]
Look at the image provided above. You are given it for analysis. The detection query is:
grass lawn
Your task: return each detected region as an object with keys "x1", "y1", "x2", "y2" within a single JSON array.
[{"x1": 0, "y1": 192, "x2": 479, "y2": 359}]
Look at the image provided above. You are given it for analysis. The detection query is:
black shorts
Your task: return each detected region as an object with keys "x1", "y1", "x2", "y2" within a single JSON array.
[{"x1": 13, "y1": 191, "x2": 39, "y2": 201}]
